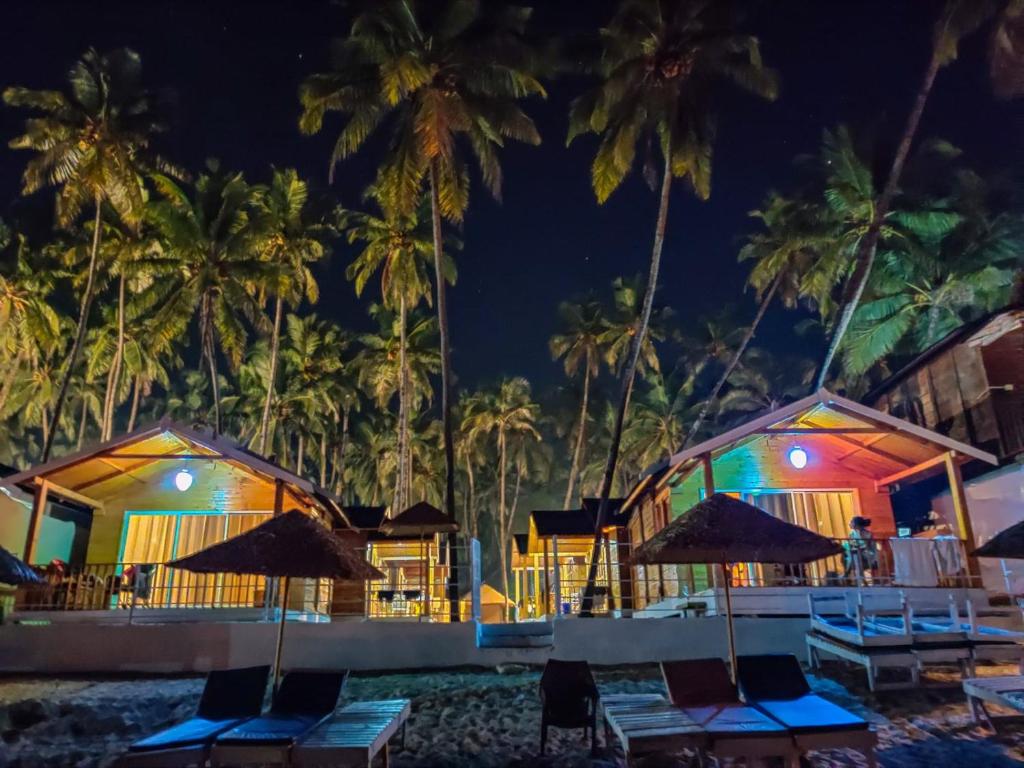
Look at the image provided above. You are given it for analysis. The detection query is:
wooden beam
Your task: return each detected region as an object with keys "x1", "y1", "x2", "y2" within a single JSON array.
[
  {"x1": 24, "y1": 479, "x2": 48, "y2": 565},
  {"x1": 273, "y1": 479, "x2": 285, "y2": 517},
  {"x1": 944, "y1": 451, "x2": 980, "y2": 578},
  {"x1": 874, "y1": 454, "x2": 951, "y2": 490},
  {"x1": 72, "y1": 444, "x2": 193, "y2": 492},
  {"x1": 97, "y1": 452, "x2": 225, "y2": 460},
  {"x1": 34, "y1": 477, "x2": 103, "y2": 510},
  {"x1": 701, "y1": 453, "x2": 715, "y2": 496},
  {"x1": 801, "y1": 419, "x2": 915, "y2": 468},
  {"x1": 757, "y1": 427, "x2": 886, "y2": 435},
  {"x1": 835, "y1": 433, "x2": 890, "y2": 463}
]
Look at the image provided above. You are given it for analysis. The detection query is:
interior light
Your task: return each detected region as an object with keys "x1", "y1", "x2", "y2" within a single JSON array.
[
  {"x1": 174, "y1": 469, "x2": 194, "y2": 492},
  {"x1": 788, "y1": 446, "x2": 808, "y2": 470}
]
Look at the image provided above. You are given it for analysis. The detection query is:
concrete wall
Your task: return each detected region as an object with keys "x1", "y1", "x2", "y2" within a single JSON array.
[{"x1": 0, "y1": 616, "x2": 809, "y2": 675}]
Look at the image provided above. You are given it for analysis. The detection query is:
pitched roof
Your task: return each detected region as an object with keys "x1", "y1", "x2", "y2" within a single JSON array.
[
  {"x1": 531, "y1": 498, "x2": 626, "y2": 538},
  {"x1": 342, "y1": 506, "x2": 388, "y2": 531},
  {"x1": 380, "y1": 501, "x2": 458, "y2": 535}
]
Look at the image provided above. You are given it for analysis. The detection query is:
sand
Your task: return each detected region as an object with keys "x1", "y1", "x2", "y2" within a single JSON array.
[{"x1": 3, "y1": 663, "x2": 1024, "y2": 767}]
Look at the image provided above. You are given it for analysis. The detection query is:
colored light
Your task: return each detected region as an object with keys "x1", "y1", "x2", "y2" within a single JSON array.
[
  {"x1": 788, "y1": 446, "x2": 808, "y2": 470},
  {"x1": 174, "y1": 468, "x2": 194, "y2": 492}
]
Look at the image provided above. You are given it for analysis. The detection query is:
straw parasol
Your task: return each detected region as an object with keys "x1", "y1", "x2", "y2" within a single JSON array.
[
  {"x1": 973, "y1": 520, "x2": 1024, "y2": 560},
  {"x1": 381, "y1": 501, "x2": 457, "y2": 621},
  {"x1": 631, "y1": 493, "x2": 842, "y2": 678},
  {"x1": 169, "y1": 509, "x2": 384, "y2": 686},
  {"x1": 0, "y1": 545, "x2": 42, "y2": 586}
]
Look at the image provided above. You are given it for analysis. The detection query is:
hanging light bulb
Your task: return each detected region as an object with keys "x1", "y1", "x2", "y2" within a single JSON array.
[
  {"x1": 788, "y1": 446, "x2": 808, "y2": 470},
  {"x1": 174, "y1": 468, "x2": 194, "y2": 492}
]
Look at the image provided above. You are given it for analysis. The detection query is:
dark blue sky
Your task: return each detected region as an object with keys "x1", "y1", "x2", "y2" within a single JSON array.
[{"x1": 1, "y1": 1, "x2": 1021, "y2": 391}]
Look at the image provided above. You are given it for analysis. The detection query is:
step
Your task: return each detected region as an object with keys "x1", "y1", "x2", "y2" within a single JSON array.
[
  {"x1": 478, "y1": 633, "x2": 554, "y2": 649},
  {"x1": 478, "y1": 621, "x2": 554, "y2": 637}
]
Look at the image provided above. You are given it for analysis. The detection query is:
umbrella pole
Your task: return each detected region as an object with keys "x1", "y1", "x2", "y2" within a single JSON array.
[
  {"x1": 721, "y1": 562, "x2": 738, "y2": 682},
  {"x1": 273, "y1": 575, "x2": 289, "y2": 692}
]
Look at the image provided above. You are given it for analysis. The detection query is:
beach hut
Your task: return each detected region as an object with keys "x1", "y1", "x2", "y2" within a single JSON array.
[{"x1": 460, "y1": 582, "x2": 514, "y2": 623}]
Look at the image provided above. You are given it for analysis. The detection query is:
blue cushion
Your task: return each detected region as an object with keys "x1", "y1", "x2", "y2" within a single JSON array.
[
  {"x1": 129, "y1": 717, "x2": 245, "y2": 752},
  {"x1": 215, "y1": 714, "x2": 322, "y2": 745},
  {"x1": 757, "y1": 695, "x2": 867, "y2": 733}
]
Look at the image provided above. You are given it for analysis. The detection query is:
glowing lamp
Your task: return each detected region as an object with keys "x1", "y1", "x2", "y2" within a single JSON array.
[
  {"x1": 174, "y1": 468, "x2": 194, "y2": 492},
  {"x1": 788, "y1": 446, "x2": 808, "y2": 470}
]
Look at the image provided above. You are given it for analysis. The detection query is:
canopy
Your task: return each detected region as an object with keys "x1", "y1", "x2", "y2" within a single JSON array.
[
  {"x1": 973, "y1": 520, "x2": 1024, "y2": 560},
  {"x1": 0, "y1": 546, "x2": 42, "y2": 586},
  {"x1": 169, "y1": 509, "x2": 384, "y2": 581},
  {"x1": 380, "y1": 501, "x2": 458, "y2": 537},
  {"x1": 631, "y1": 493, "x2": 843, "y2": 566}
]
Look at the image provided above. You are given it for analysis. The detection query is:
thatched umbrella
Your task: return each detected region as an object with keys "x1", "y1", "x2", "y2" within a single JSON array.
[
  {"x1": 973, "y1": 520, "x2": 1024, "y2": 560},
  {"x1": 0, "y1": 545, "x2": 42, "y2": 586},
  {"x1": 169, "y1": 509, "x2": 384, "y2": 686},
  {"x1": 631, "y1": 493, "x2": 842, "y2": 677},
  {"x1": 381, "y1": 501, "x2": 457, "y2": 621}
]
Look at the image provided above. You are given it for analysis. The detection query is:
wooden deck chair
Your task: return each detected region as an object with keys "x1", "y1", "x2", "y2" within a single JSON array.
[
  {"x1": 210, "y1": 669, "x2": 348, "y2": 767},
  {"x1": 661, "y1": 659, "x2": 798, "y2": 767},
  {"x1": 118, "y1": 665, "x2": 270, "y2": 767},
  {"x1": 539, "y1": 659, "x2": 599, "y2": 755},
  {"x1": 737, "y1": 654, "x2": 877, "y2": 768}
]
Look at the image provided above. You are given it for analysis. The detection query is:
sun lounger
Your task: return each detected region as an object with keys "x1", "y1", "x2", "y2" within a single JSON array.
[
  {"x1": 808, "y1": 593, "x2": 913, "y2": 647},
  {"x1": 539, "y1": 659, "x2": 599, "y2": 755},
  {"x1": 118, "y1": 665, "x2": 270, "y2": 767},
  {"x1": 210, "y1": 669, "x2": 348, "y2": 767},
  {"x1": 806, "y1": 630, "x2": 919, "y2": 691},
  {"x1": 602, "y1": 693, "x2": 705, "y2": 764},
  {"x1": 291, "y1": 698, "x2": 411, "y2": 767},
  {"x1": 737, "y1": 654, "x2": 877, "y2": 767},
  {"x1": 963, "y1": 675, "x2": 1024, "y2": 733},
  {"x1": 662, "y1": 659, "x2": 798, "y2": 767}
]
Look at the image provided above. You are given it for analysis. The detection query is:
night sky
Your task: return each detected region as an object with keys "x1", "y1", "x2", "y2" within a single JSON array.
[{"x1": 1, "y1": 1, "x2": 1021, "y2": 392}]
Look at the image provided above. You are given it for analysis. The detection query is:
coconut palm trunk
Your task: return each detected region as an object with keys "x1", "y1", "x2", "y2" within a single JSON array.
[
  {"x1": 76, "y1": 396, "x2": 88, "y2": 451},
  {"x1": 683, "y1": 270, "x2": 784, "y2": 448},
  {"x1": 497, "y1": 426, "x2": 510, "y2": 621},
  {"x1": 127, "y1": 374, "x2": 142, "y2": 431},
  {"x1": 43, "y1": 195, "x2": 103, "y2": 461},
  {"x1": 259, "y1": 295, "x2": 284, "y2": 455},
  {"x1": 102, "y1": 274, "x2": 127, "y2": 441},
  {"x1": 200, "y1": 292, "x2": 222, "y2": 435},
  {"x1": 296, "y1": 434, "x2": 305, "y2": 475},
  {"x1": 429, "y1": 160, "x2": 461, "y2": 621},
  {"x1": 393, "y1": 295, "x2": 409, "y2": 512},
  {"x1": 581, "y1": 157, "x2": 672, "y2": 616},
  {"x1": 563, "y1": 357, "x2": 591, "y2": 509},
  {"x1": 816, "y1": 49, "x2": 942, "y2": 388},
  {"x1": 320, "y1": 432, "x2": 329, "y2": 487},
  {"x1": 464, "y1": 454, "x2": 476, "y2": 539}
]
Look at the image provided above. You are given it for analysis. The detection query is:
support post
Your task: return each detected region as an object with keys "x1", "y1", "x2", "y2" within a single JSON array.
[
  {"x1": 703, "y1": 454, "x2": 720, "y2": 590},
  {"x1": 603, "y1": 533, "x2": 615, "y2": 612},
  {"x1": 722, "y1": 562, "x2": 738, "y2": 682},
  {"x1": 542, "y1": 539, "x2": 551, "y2": 617},
  {"x1": 265, "y1": 478, "x2": 286, "y2": 614},
  {"x1": 616, "y1": 526, "x2": 634, "y2": 618},
  {"x1": 944, "y1": 451, "x2": 980, "y2": 579},
  {"x1": 552, "y1": 535, "x2": 562, "y2": 617},
  {"x1": 470, "y1": 537, "x2": 482, "y2": 622},
  {"x1": 24, "y1": 479, "x2": 49, "y2": 565},
  {"x1": 273, "y1": 479, "x2": 285, "y2": 516}
]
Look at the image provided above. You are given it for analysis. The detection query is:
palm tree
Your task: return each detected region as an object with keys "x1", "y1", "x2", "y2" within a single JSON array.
[
  {"x1": 816, "y1": 0, "x2": 998, "y2": 387},
  {"x1": 463, "y1": 377, "x2": 541, "y2": 619},
  {"x1": 549, "y1": 298, "x2": 606, "y2": 509},
  {"x1": 253, "y1": 168, "x2": 335, "y2": 456},
  {"x1": 144, "y1": 166, "x2": 269, "y2": 434},
  {"x1": 299, "y1": 0, "x2": 545, "y2": 542},
  {"x1": 344, "y1": 192, "x2": 448, "y2": 511},
  {"x1": 568, "y1": 0, "x2": 777, "y2": 613},
  {"x1": 4, "y1": 48, "x2": 175, "y2": 460},
  {"x1": 622, "y1": 372, "x2": 688, "y2": 471},
  {"x1": 718, "y1": 348, "x2": 815, "y2": 423}
]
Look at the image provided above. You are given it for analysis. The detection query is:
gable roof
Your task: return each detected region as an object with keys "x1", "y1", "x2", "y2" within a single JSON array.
[
  {"x1": 1, "y1": 419, "x2": 349, "y2": 526},
  {"x1": 530, "y1": 498, "x2": 626, "y2": 538},
  {"x1": 638, "y1": 389, "x2": 997, "y2": 494}
]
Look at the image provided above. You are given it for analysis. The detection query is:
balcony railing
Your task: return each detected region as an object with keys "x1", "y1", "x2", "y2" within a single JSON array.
[{"x1": 514, "y1": 536, "x2": 978, "y2": 618}]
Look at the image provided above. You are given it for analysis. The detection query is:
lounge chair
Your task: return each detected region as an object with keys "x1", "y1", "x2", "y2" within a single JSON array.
[
  {"x1": 963, "y1": 675, "x2": 1024, "y2": 733},
  {"x1": 661, "y1": 659, "x2": 798, "y2": 767},
  {"x1": 118, "y1": 665, "x2": 270, "y2": 767},
  {"x1": 737, "y1": 654, "x2": 877, "y2": 768},
  {"x1": 539, "y1": 659, "x2": 599, "y2": 755},
  {"x1": 291, "y1": 698, "x2": 412, "y2": 768},
  {"x1": 210, "y1": 669, "x2": 348, "y2": 767}
]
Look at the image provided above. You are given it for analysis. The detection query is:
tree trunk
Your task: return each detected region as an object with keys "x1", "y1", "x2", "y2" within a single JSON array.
[
  {"x1": 430, "y1": 159, "x2": 460, "y2": 622},
  {"x1": 104, "y1": 274, "x2": 127, "y2": 441},
  {"x1": 394, "y1": 295, "x2": 409, "y2": 512},
  {"x1": 296, "y1": 433, "x2": 305, "y2": 476},
  {"x1": 498, "y1": 427, "x2": 510, "y2": 621},
  {"x1": 127, "y1": 374, "x2": 142, "y2": 432},
  {"x1": 563, "y1": 360, "x2": 591, "y2": 509},
  {"x1": 465, "y1": 454, "x2": 476, "y2": 540},
  {"x1": 816, "y1": 49, "x2": 943, "y2": 388},
  {"x1": 581, "y1": 156, "x2": 673, "y2": 616},
  {"x1": 320, "y1": 432, "x2": 328, "y2": 487},
  {"x1": 337, "y1": 407, "x2": 350, "y2": 497},
  {"x1": 201, "y1": 293, "x2": 222, "y2": 435},
  {"x1": 683, "y1": 270, "x2": 783, "y2": 448},
  {"x1": 43, "y1": 195, "x2": 104, "y2": 461},
  {"x1": 76, "y1": 396, "x2": 88, "y2": 451},
  {"x1": 259, "y1": 296, "x2": 284, "y2": 456}
]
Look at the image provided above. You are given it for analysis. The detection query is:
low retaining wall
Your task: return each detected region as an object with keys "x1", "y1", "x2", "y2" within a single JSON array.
[{"x1": 0, "y1": 616, "x2": 809, "y2": 675}]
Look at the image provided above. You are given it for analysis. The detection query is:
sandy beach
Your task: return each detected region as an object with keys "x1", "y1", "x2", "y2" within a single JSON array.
[{"x1": 3, "y1": 663, "x2": 1024, "y2": 767}]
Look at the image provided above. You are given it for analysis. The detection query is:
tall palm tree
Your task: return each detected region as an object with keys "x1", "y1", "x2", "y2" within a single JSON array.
[
  {"x1": 463, "y1": 377, "x2": 541, "y2": 619},
  {"x1": 4, "y1": 47, "x2": 175, "y2": 459},
  {"x1": 253, "y1": 168, "x2": 335, "y2": 456},
  {"x1": 144, "y1": 166, "x2": 269, "y2": 434},
  {"x1": 549, "y1": 298, "x2": 606, "y2": 509},
  {"x1": 299, "y1": 0, "x2": 545, "y2": 547},
  {"x1": 344, "y1": 193, "x2": 449, "y2": 511},
  {"x1": 568, "y1": 0, "x2": 777, "y2": 613},
  {"x1": 816, "y1": 0, "x2": 998, "y2": 387}
]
